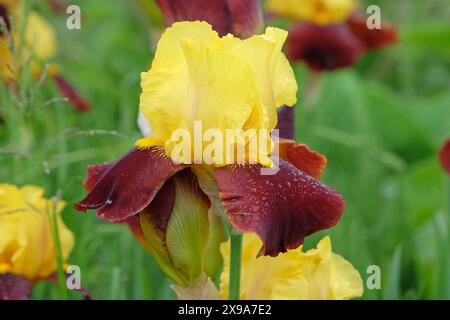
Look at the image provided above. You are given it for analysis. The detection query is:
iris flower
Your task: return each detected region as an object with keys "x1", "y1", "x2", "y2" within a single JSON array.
[
  {"x1": 266, "y1": 0, "x2": 397, "y2": 71},
  {"x1": 0, "y1": 183, "x2": 74, "y2": 300},
  {"x1": 0, "y1": 0, "x2": 90, "y2": 111},
  {"x1": 75, "y1": 21, "x2": 344, "y2": 288},
  {"x1": 439, "y1": 139, "x2": 450, "y2": 176},
  {"x1": 155, "y1": 0, "x2": 263, "y2": 39},
  {"x1": 220, "y1": 233, "x2": 363, "y2": 299}
]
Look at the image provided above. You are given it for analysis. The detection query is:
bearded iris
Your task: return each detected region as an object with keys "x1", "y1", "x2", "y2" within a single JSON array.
[
  {"x1": 0, "y1": 183, "x2": 74, "y2": 300},
  {"x1": 75, "y1": 21, "x2": 344, "y2": 292}
]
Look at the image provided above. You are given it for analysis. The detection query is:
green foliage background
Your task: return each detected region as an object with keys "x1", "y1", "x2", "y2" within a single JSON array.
[{"x1": 1, "y1": 0, "x2": 449, "y2": 299}]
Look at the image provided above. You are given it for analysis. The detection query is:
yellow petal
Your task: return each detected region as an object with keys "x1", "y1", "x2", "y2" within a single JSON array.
[
  {"x1": 139, "y1": 21, "x2": 298, "y2": 166},
  {"x1": 135, "y1": 136, "x2": 165, "y2": 150},
  {"x1": 329, "y1": 253, "x2": 364, "y2": 299},
  {"x1": 220, "y1": 234, "x2": 363, "y2": 300},
  {"x1": 25, "y1": 11, "x2": 58, "y2": 61},
  {"x1": 267, "y1": 0, "x2": 357, "y2": 25},
  {"x1": 0, "y1": 183, "x2": 74, "y2": 280},
  {"x1": 231, "y1": 27, "x2": 297, "y2": 130}
]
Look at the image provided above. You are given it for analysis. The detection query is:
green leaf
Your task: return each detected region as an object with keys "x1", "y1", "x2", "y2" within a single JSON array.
[{"x1": 383, "y1": 246, "x2": 402, "y2": 299}]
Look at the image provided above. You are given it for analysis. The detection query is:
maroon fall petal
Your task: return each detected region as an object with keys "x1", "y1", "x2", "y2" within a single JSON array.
[
  {"x1": 74, "y1": 147, "x2": 187, "y2": 222},
  {"x1": 287, "y1": 22, "x2": 362, "y2": 71},
  {"x1": 276, "y1": 106, "x2": 295, "y2": 140},
  {"x1": 347, "y1": 11, "x2": 397, "y2": 51},
  {"x1": 214, "y1": 159, "x2": 344, "y2": 256},
  {"x1": 83, "y1": 162, "x2": 114, "y2": 192},
  {"x1": 136, "y1": 173, "x2": 176, "y2": 239},
  {"x1": 439, "y1": 139, "x2": 450, "y2": 176},
  {"x1": 0, "y1": 274, "x2": 32, "y2": 300},
  {"x1": 53, "y1": 75, "x2": 90, "y2": 112},
  {"x1": 278, "y1": 139, "x2": 327, "y2": 180},
  {"x1": 227, "y1": 0, "x2": 263, "y2": 38},
  {"x1": 155, "y1": 0, "x2": 232, "y2": 36}
]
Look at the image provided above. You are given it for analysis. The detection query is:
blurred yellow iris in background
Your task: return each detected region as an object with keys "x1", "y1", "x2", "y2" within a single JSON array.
[
  {"x1": 0, "y1": 0, "x2": 58, "y2": 82},
  {"x1": 0, "y1": 184, "x2": 74, "y2": 280}
]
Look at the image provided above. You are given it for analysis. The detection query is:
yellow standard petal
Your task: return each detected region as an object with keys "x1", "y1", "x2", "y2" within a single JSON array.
[
  {"x1": 267, "y1": 0, "x2": 358, "y2": 25},
  {"x1": 220, "y1": 233, "x2": 363, "y2": 300},
  {"x1": 138, "y1": 21, "x2": 297, "y2": 166},
  {"x1": 0, "y1": 183, "x2": 74, "y2": 280},
  {"x1": 230, "y1": 27, "x2": 297, "y2": 131}
]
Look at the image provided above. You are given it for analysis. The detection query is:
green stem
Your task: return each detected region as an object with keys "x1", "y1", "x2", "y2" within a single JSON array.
[
  {"x1": 228, "y1": 231, "x2": 242, "y2": 300},
  {"x1": 50, "y1": 200, "x2": 68, "y2": 300}
]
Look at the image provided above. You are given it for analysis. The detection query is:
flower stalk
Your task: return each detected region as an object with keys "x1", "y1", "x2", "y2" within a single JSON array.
[{"x1": 228, "y1": 230, "x2": 242, "y2": 300}]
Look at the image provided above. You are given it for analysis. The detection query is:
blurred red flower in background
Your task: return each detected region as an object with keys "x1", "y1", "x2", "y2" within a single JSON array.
[{"x1": 439, "y1": 139, "x2": 450, "y2": 175}]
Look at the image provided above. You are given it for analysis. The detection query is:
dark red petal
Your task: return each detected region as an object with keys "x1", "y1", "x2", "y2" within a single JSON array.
[
  {"x1": 347, "y1": 11, "x2": 397, "y2": 51},
  {"x1": 227, "y1": 0, "x2": 263, "y2": 38},
  {"x1": 74, "y1": 147, "x2": 186, "y2": 222},
  {"x1": 276, "y1": 106, "x2": 295, "y2": 140},
  {"x1": 83, "y1": 162, "x2": 114, "y2": 191},
  {"x1": 214, "y1": 160, "x2": 344, "y2": 256},
  {"x1": 0, "y1": 274, "x2": 32, "y2": 300},
  {"x1": 278, "y1": 139, "x2": 327, "y2": 180},
  {"x1": 287, "y1": 22, "x2": 362, "y2": 71},
  {"x1": 138, "y1": 173, "x2": 176, "y2": 237},
  {"x1": 155, "y1": 0, "x2": 232, "y2": 36},
  {"x1": 439, "y1": 139, "x2": 450, "y2": 176},
  {"x1": 53, "y1": 75, "x2": 90, "y2": 112}
]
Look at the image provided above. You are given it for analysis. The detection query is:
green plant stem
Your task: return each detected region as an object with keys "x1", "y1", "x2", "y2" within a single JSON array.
[
  {"x1": 50, "y1": 201, "x2": 68, "y2": 300},
  {"x1": 228, "y1": 231, "x2": 242, "y2": 300}
]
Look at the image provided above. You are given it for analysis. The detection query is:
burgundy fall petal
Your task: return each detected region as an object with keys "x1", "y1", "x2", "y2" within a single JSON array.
[
  {"x1": 214, "y1": 160, "x2": 344, "y2": 257},
  {"x1": 83, "y1": 162, "x2": 114, "y2": 191},
  {"x1": 138, "y1": 173, "x2": 176, "y2": 238},
  {"x1": 278, "y1": 139, "x2": 327, "y2": 180},
  {"x1": 439, "y1": 139, "x2": 450, "y2": 175},
  {"x1": 276, "y1": 106, "x2": 295, "y2": 140},
  {"x1": 155, "y1": 0, "x2": 232, "y2": 36},
  {"x1": 0, "y1": 274, "x2": 32, "y2": 300},
  {"x1": 227, "y1": 0, "x2": 263, "y2": 38},
  {"x1": 287, "y1": 22, "x2": 362, "y2": 71},
  {"x1": 53, "y1": 75, "x2": 90, "y2": 112},
  {"x1": 347, "y1": 11, "x2": 397, "y2": 51},
  {"x1": 74, "y1": 147, "x2": 187, "y2": 222}
]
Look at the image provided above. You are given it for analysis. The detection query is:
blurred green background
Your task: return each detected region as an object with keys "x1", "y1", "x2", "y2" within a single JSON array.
[{"x1": 1, "y1": 0, "x2": 450, "y2": 299}]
